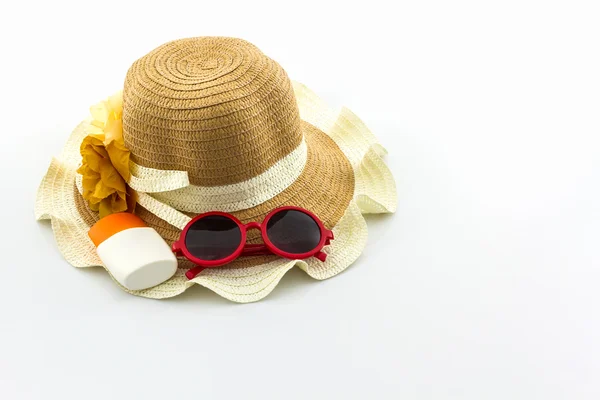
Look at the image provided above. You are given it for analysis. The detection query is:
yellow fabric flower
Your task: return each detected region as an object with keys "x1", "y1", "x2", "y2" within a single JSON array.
[{"x1": 77, "y1": 91, "x2": 133, "y2": 218}]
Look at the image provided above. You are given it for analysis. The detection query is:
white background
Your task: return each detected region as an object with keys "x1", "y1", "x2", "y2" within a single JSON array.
[{"x1": 1, "y1": 0, "x2": 599, "y2": 399}]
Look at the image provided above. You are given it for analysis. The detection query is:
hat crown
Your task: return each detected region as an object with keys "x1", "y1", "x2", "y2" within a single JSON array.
[{"x1": 122, "y1": 37, "x2": 303, "y2": 186}]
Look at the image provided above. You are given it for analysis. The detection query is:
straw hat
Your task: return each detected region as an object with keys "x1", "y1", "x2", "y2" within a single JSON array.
[{"x1": 35, "y1": 37, "x2": 397, "y2": 302}]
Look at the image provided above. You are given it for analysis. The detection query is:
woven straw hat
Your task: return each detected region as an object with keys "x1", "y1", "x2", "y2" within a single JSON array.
[{"x1": 35, "y1": 37, "x2": 397, "y2": 302}]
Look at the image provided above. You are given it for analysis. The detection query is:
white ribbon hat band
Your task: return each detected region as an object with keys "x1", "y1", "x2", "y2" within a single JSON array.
[{"x1": 127, "y1": 139, "x2": 308, "y2": 214}]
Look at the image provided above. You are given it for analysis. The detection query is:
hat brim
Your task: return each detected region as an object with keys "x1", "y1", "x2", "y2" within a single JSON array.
[{"x1": 35, "y1": 82, "x2": 397, "y2": 302}]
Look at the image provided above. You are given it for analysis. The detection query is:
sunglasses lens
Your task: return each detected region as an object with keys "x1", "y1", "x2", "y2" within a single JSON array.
[
  {"x1": 185, "y1": 215, "x2": 242, "y2": 261},
  {"x1": 266, "y1": 210, "x2": 321, "y2": 254}
]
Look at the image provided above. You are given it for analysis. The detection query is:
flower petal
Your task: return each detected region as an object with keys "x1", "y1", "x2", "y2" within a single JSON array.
[
  {"x1": 91, "y1": 177, "x2": 116, "y2": 201},
  {"x1": 81, "y1": 174, "x2": 99, "y2": 196},
  {"x1": 80, "y1": 147, "x2": 104, "y2": 172},
  {"x1": 86, "y1": 124, "x2": 105, "y2": 136},
  {"x1": 98, "y1": 198, "x2": 113, "y2": 219},
  {"x1": 111, "y1": 192, "x2": 128, "y2": 213},
  {"x1": 89, "y1": 201, "x2": 100, "y2": 212},
  {"x1": 107, "y1": 92, "x2": 123, "y2": 113},
  {"x1": 77, "y1": 91, "x2": 132, "y2": 218},
  {"x1": 105, "y1": 140, "x2": 130, "y2": 181},
  {"x1": 90, "y1": 102, "x2": 108, "y2": 127},
  {"x1": 99, "y1": 159, "x2": 127, "y2": 193},
  {"x1": 103, "y1": 116, "x2": 123, "y2": 145}
]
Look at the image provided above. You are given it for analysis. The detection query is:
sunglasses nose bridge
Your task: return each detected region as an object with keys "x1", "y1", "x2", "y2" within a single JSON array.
[{"x1": 244, "y1": 221, "x2": 262, "y2": 231}]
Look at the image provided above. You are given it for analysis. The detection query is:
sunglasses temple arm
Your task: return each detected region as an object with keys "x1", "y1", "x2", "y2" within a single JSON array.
[
  {"x1": 240, "y1": 243, "x2": 274, "y2": 256},
  {"x1": 185, "y1": 266, "x2": 205, "y2": 280}
]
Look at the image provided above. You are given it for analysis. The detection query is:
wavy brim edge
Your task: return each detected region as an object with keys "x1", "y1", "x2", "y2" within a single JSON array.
[{"x1": 35, "y1": 81, "x2": 397, "y2": 303}]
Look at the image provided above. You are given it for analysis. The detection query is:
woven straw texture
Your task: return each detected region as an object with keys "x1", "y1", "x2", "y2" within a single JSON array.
[
  {"x1": 123, "y1": 37, "x2": 303, "y2": 186},
  {"x1": 35, "y1": 79, "x2": 396, "y2": 303},
  {"x1": 121, "y1": 37, "x2": 355, "y2": 228}
]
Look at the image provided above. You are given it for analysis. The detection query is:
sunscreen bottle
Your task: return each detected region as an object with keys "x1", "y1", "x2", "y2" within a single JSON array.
[{"x1": 88, "y1": 213, "x2": 177, "y2": 290}]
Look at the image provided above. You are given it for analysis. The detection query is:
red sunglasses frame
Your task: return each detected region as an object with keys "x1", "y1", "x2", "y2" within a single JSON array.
[{"x1": 171, "y1": 206, "x2": 334, "y2": 279}]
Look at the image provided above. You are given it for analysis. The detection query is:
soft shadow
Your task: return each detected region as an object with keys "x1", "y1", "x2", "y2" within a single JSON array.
[
  {"x1": 169, "y1": 267, "x2": 318, "y2": 305},
  {"x1": 165, "y1": 282, "x2": 236, "y2": 306},
  {"x1": 261, "y1": 266, "x2": 318, "y2": 302},
  {"x1": 36, "y1": 219, "x2": 61, "y2": 249}
]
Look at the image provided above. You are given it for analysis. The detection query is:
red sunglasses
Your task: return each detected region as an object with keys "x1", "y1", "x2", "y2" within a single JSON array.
[{"x1": 172, "y1": 206, "x2": 334, "y2": 279}]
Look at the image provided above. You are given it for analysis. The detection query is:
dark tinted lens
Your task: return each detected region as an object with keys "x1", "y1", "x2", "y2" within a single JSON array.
[
  {"x1": 266, "y1": 210, "x2": 321, "y2": 254},
  {"x1": 185, "y1": 215, "x2": 242, "y2": 261}
]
